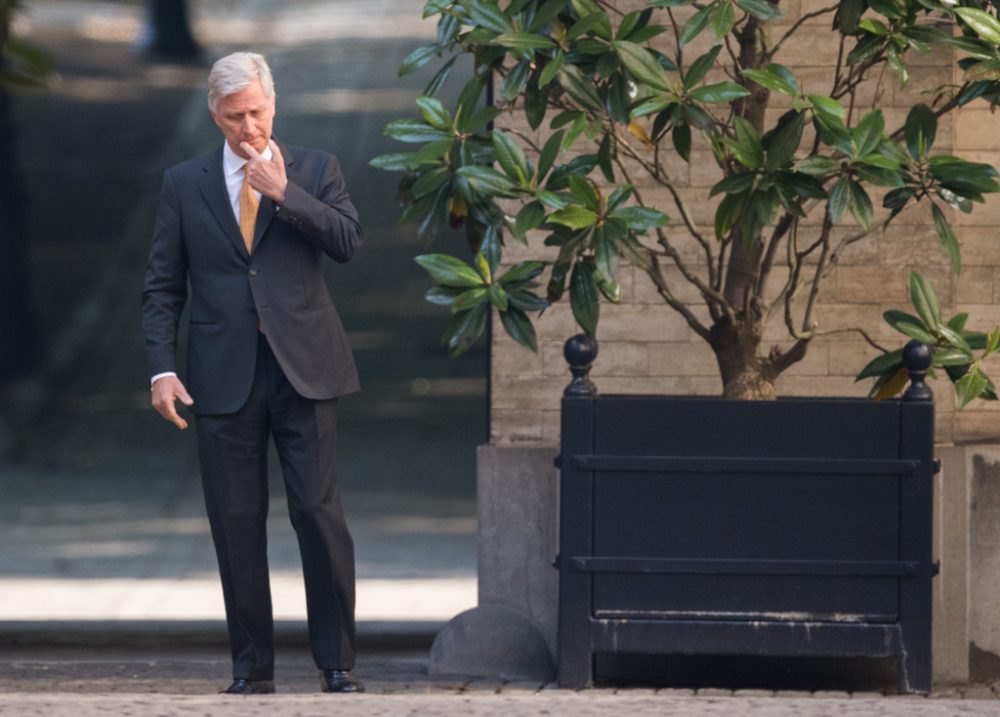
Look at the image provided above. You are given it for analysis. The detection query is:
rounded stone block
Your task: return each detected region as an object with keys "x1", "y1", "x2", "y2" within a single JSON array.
[{"x1": 428, "y1": 604, "x2": 556, "y2": 682}]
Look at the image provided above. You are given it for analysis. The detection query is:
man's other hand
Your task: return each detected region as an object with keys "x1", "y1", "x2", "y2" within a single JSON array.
[
  {"x1": 241, "y1": 139, "x2": 288, "y2": 203},
  {"x1": 151, "y1": 375, "x2": 194, "y2": 430}
]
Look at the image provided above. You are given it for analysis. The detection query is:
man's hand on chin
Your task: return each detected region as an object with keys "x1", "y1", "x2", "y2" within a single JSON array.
[
  {"x1": 242, "y1": 139, "x2": 288, "y2": 203},
  {"x1": 151, "y1": 375, "x2": 194, "y2": 430}
]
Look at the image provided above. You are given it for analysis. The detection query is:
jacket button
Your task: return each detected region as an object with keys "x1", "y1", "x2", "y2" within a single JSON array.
[{"x1": 249, "y1": 269, "x2": 258, "y2": 277}]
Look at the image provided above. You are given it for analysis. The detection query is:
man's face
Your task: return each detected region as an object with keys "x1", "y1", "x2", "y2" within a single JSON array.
[{"x1": 211, "y1": 78, "x2": 275, "y2": 158}]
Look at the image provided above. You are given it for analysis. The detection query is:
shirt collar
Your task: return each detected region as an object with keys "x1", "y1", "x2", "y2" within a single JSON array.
[{"x1": 222, "y1": 141, "x2": 273, "y2": 177}]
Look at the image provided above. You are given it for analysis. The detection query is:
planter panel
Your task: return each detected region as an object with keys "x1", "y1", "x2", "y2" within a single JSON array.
[{"x1": 558, "y1": 393, "x2": 935, "y2": 693}]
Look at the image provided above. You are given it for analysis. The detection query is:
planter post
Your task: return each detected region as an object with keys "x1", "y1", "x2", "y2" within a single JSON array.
[
  {"x1": 898, "y1": 340, "x2": 936, "y2": 692},
  {"x1": 557, "y1": 334, "x2": 598, "y2": 688}
]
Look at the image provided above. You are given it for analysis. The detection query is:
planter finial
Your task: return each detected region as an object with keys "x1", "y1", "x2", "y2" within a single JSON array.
[
  {"x1": 563, "y1": 334, "x2": 598, "y2": 397},
  {"x1": 902, "y1": 339, "x2": 933, "y2": 402}
]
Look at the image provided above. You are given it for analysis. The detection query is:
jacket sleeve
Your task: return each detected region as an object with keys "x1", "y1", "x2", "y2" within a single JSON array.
[
  {"x1": 141, "y1": 168, "x2": 188, "y2": 380},
  {"x1": 276, "y1": 153, "x2": 362, "y2": 263}
]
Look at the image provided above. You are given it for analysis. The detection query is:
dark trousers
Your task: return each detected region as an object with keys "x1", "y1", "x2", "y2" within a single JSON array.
[{"x1": 195, "y1": 334, "x2": 356, "y2": 680}]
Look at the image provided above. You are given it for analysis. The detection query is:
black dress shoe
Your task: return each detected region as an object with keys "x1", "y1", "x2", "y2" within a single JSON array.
[
  {"x1": 220, "y1": 678, "x2": 276, "y2": 695},
  {"x1": 319, "y1": 669, "x2": 364, "y2": 693}
]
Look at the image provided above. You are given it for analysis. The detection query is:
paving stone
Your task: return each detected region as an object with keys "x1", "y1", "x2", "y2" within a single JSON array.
[
  {"x1": 696, "y1": 688, "x2": 735, "y2": 697},
  {"x1": 734, "y1": 689, "x2": 776, "y2": 697},
  {"x1": 501, "y1": 681, "x2": 545, "y2": 693},
  {"x1": 657, "y1": 688, "x2": 697, "y2": 696},
  {"x1": 959, "y1": 687, "x2": 998, "y2": 700},
  {"x1": 462, "y1": 681, "x2": 503, "y2": 693}
]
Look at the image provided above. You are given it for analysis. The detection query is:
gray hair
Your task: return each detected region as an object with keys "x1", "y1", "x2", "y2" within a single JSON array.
[{"x1": 207, "y1": 52, "x2": 275, "y2": 113}]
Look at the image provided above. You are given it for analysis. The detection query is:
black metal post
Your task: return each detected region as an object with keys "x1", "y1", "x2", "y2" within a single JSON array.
[
  {"x1": 139, "y1": 0, "x2": 201, "y2": 61},
  {"x1": 558, "y1": 334, "x2": 598, "y2": 687}
]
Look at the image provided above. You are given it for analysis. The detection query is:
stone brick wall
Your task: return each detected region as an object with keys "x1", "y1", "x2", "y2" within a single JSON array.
[{"x1": 490, "y1": 0, "x2": 1000, "y2": 446}]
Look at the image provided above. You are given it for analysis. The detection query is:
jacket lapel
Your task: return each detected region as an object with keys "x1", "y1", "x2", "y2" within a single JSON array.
[{"x1": 197, "y1": 147, "x2": 249, "y2": 261}]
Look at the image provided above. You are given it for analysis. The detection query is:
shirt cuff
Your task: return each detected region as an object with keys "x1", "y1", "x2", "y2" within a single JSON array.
[{"x1": 150, "y1": 372, "x2": 177, "y2": 388}]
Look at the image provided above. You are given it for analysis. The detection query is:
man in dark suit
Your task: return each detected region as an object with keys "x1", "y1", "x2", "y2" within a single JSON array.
[{"x1": 142, "y1": 51, "x2": 363, "y2": 695}]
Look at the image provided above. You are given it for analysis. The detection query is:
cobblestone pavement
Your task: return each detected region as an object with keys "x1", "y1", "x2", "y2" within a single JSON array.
[{"x1": 0, "y1": 646, "x2": 998, "y2": 716}]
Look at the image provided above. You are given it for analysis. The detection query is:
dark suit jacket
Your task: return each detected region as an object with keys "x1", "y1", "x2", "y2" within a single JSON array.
[{"x1": 142, "y1": 142, "x2": 362, "y2": 416}]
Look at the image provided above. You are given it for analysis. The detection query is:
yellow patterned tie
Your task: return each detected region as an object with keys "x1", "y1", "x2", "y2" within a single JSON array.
[{"x1": 239, "y1": 165, "x2": 259, "y2": 255}]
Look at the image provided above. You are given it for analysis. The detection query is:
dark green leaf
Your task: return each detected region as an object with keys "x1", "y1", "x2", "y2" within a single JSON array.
[
  {"x1": 955, "y1": 7, "x2": 1000, "y2": 45},
  {"x1": 597, "y1": 133, "x2": 614, "y2": 181},
  {"x1": 537, "y1": 130, "x2": 565, "y2": 181},
  {"x1": 741, "y1": 63, "x2": 799, "y2": 95},
  {"x1": 793, "y1": 156, "x2": 839, "y2": 175},
  {"x1": 530, "y1": 0, "x2": 568, "y2": 32},
  {"x1": 904, "y1": 104, "x2": 937, "y2": 161},
  {"x1": 370, "y1": 152, "x2": 419, "y2": 171},
  {"x1": 710, "y1": 171, "x2": 756, "y2": 196},
  {"x1": 384, "y1": 119, "x2": 451, "y2": 143},
  {"x1": 729, "y1": 117, "x2": 764, "y2": 170},
  {"x1": 499, "y1": 261, "x2": 547, "y2": 285},
  {"x1": 910, "y1": 270, "x2": 942, "y2": 330},
  {"x1": 734, "y1": 0, "x2": 783, "y2": 20},
  {"x1": 883, "y1": 187, "x2": 913, "y2": 212},
  {"x1": 539, "y1": 51, "x2": 566, "y2": 88},
  {"x1": 416, "y1": 95, "x2": 452, "y2": 130},
  {"x1": 488, "y1": 283, "x2": 509, "y2": 311},
  {"x1": 615, "y1": 40, "x2": 673, "y2": 92},
  {"x1": 673, "y1": 124, "x2": 692, "y2": 162},
  {"x1": 956, "y1": 368, "x2": 990, "y2": 409},
  {"x1": 763, "y1": 110, "x2": 804, "y2": 170},
  {"x1": 566, "y1": 11, "x2": 613, "y2": 40},
  {"x1": 507, "y1": 289, "x2": 550, "y2": 312},
  {"x1": 464, "y1": 0, "x2": 513, "y2": 33},
  {"x1": 856, "y1": 348, "x2": 904, "y2": 381},
  {"x1": 423, "y1": 56, "x2": 458, "y2": 97},
  {"x1": 399, "y1": 45, "x2": 439, "y2": 76},
  {"x1": 425, "y1": 286, "x2": 465, "y2": 306},
  {"x1": 834, "y1": 0, "x2": 865, "y2": 31},
  {"x1": 684, "y1": 45, "x2": 722, "y2": 90},
  {"x1": 558, "y1": 65, "x2": 605, "y2": 112},
  {"x1": 828, "y1": 176, "x2": 851, "y2": 224},
  {"x1": 848, "y1": 181, "x2": 873, "y2": 230},
  {"x1": 413, "y1": 166, "x2": 452, "y2": 198},
  {"x1": 501, "y1": 60, "x2": 532, "y2": 102},
  {"x1": 935, "y1": 348, "x2": 974, "y2": 366},
  {"x1": 445, "y1": 302, "x2": 489, "y2": 356},
  {"x1": 687, "y1": 81, "x2": 751, "y2": 103},
  {"x1": 853, "y1": 110, "x2": 885, "y2": 157},
  {"x1": 710, "y1": 0, "x2": 736, "y2": 38},
  {"x1": 452, "y1": 287, "x2": 490, "y2": 312},
  {"x1": 515, "y1": 202, "x2": 547, "y2": 238},
  {"x1": 611, "y1": 206, "x2": 670, "y2": 229},
  {"x1": 416, "y1": 253, "x2": 488, "y2": 288},
  {"x1": 493, "y1": 31, "x2": 557, "y2": 49},
  {"x1": 548, "y1": 205, "x2": 598, "y2": 228},
  {"x1": 461, "y1": 106, "x2": 502, "y2": 134},
  {"x1": 931, "y1": 203, "x2": 961, "y2": 275},
  {"x1": 679, "y1": 4, "x2": 712, "y2": 46},
  {"x1": 499, "y1": 306, "x2": 539, "y2": 351},
  {"x1": 456, "y1": 165, "x2": 523, "y2": 197},
  {"x1": 570, "y1": 262, "x2": 600, "y2": 336},
  {"x1": 493, "y1": 130, "x2": 529, "y2": 184}
]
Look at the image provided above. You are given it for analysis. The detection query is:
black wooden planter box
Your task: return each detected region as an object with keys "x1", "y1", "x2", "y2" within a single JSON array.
[{"x1": 556, "y1": 338, "x2": 937, "y2": 693}]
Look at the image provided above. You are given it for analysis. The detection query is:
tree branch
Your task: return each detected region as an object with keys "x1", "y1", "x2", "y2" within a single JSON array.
[
  {"x1": 612, "y1": 130, "x2": 716, "y2": 267},
  {"x1": 646, "y1": 254, "x2": 714, "y2": 341},
  {"x1": 767, "y1": 4, "x2": 839, "y2": 61}
]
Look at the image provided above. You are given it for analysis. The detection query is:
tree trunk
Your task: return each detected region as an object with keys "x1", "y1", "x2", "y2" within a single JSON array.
[{"x1": 709, "y1": 313, "x2": 776, "y2": 400}]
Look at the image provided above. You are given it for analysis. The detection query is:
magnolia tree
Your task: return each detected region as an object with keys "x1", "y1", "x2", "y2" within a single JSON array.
[{"x1": 375, "y1": 0, "x2": 1000, "y2": 401}]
